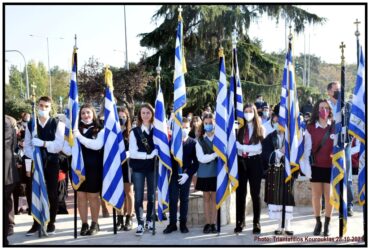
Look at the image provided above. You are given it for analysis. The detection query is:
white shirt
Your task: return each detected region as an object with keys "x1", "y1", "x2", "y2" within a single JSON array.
[
  {"x1": 195, "y1": 134, "x2": 216, "y2": 164},
  {"x1": 129, "y1": 124, "x2": 154, "y2": 160},
  {"x1": 237, "y1": 122, "x2": 265, "y2": 157},
  {"x1": 78, "y1": 128, "x2": 105, "y2": 150},
  {"x1": 263, "y1": 120, "x2": 275, "y2": 137},
  {"x1": 24, "y1": 117, "x2": 65, "y2": 160}
]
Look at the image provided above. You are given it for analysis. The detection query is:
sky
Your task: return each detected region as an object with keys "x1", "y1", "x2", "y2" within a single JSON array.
[{"x1": 5, "y1": 4, "x2": 366, "y2": 74}]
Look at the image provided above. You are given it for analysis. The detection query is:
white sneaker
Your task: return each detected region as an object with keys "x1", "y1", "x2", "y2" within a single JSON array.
[
  {"x1": 147, "y1": 221, "x2": 153, "y2": 232},
  {"x1": 136, "y1": 225, "x2": 144, "y2": 236}
]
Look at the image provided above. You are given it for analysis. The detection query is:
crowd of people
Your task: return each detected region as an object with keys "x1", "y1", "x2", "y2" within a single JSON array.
[{"x1": 4, "y1": 81, "x2": 360, "y2": 245}]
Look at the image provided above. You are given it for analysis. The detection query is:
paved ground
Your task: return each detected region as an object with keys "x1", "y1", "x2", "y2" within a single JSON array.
[{"x1": 8, "y1": 205, "x2": 366, "y2": 246}]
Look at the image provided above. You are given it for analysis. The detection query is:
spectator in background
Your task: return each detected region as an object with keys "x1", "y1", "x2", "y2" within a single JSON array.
[
  {"x1": 301, "y1": 96, "x2": 314, "y2": 115},
  {"x1": 189, "y1": 116, "x2": 202, "y2": 139},
  {"x1": 261, "y1": 105, "x2": 271, "y2": 124},
  {"x1": 254, "y1": 95, "x2": 268, "y2": 117},
  {"x1": 263, "y1": 104, "x2": 280, "y2": 137},
  {"x1": 4, "y1": 115, "x2": 20, "y2": 245}
]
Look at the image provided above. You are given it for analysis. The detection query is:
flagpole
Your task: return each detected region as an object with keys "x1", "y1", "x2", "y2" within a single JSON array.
[
  {"x1": 151, "y1": 57, "x2": 162, "y2": 236},
  {"x1": 339, "y1": 42, "x2": 346, "y2": 238},
  {"x1": 73, "y1": 34, "x2": 79, "y2": 239}
]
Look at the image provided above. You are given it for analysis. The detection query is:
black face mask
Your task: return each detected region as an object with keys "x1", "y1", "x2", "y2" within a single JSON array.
[
  {"x1": 119, "y1": 118, "x2": 126, "y2": 126},
  {"x1": 333, "y1": 90, "x2": 340, "y2": 100}
]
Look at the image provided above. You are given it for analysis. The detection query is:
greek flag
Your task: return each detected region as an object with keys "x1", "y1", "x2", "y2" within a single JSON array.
[
  {"x1": 214, "y1": 49, "x2": 229, "y2": 209},
  {"x1": 154, "y1": 84, "x2": 172, "y2": 221},
  {"x1": 348, "y1": 47, "x2": 365, "y2": 206},
  {"x1": 171, "y1": 10, "x2": 187, "y2": 169},
  {"x1": 234, "y1": 50, "x2": 244, "y2": 129},
  {"x1": 278, "y1": 42, "x2": 303, "y2": 183},
  {"x1": 31, "y1": 104, "x2": 50, "y2": 230},
  {"x1": 65, "y1": 48, "x2": 85, "y2": 190},
  {"x1": 102, "y1": 68, "x2": 126, "y2": 210},
  {"x1": 330, "y1": 98, "x2": 348, "y2": 235},
  {"x1": 227, "y1": 48, "x2": 239, "y2": 192}
]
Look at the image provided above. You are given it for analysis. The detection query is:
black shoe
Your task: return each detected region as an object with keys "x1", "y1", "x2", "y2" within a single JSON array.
[
  {"x1": 234, "y1": 225, "x2": 243, "y2": 233},
  {"x1": 274, "y1": 230, "x2": 283, "y2": 235},
  {"x1": 87, "y1": 222, "x2": 99, "y2": 236},
  {"x1": 348, "y1": 207, "x2": 354, "y2": 217},
  {"x1": 117, "y1": 215, "x2": 124, "y2": 230},
  {"x1": 285, "y1": 230, "x2": 294, "y2": 236},
  {"x1": 163, "y1": 224, "x2": 177, "y2": 234},
  {"x1": 252, "y1": 223, "x2": 261, "y2": 234},
  {"x1": 313, "y1": 217, "x2": 322, "y2": 236},
  {"x1": 46, "y1": 223, "x2": 56, "y2": 235},
  {"x1": 323, "y1": 217, "x2": 330, "y2": 236},
  {"x1": 123, "y1": 215, "x2": 133, "y2": 231},
  {"x1": 210, "y1": 224, "x2": 218, "y2": 233},
  {"x1": 26, "y1": 223, "x2": 40, "y2": 236},
  {"x1": 203, "y1": 224, "x2": 211, "y2": 234},
  {"x1": 180, "y1": 223, "x2": 189, "y2": 233},
  {"x1": 80, "y1": 223, "x2": 89, "y2": 236}
]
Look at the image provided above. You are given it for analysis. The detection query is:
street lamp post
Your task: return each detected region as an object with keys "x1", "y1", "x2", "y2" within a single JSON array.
[
  {"x1": 5, "y1": 49, "x2": 30, "y2": 99},
  {"x1": 124, "y1": 5, "x2": 129, "y2": 70},
  {"x1": 29, "y1": 34, "x2": 64, "y2": 98}
]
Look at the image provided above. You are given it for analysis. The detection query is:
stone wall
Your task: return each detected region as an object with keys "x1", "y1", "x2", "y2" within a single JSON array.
[{"x1": 187, "y1": 175, "x2": 359, "y2": 226}]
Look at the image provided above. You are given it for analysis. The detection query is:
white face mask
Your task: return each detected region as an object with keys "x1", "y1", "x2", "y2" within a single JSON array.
[
  {"x1": 244, "y1": 113, "x2": 254, "y2": 122},
  {"x1": 182, "y1": 128, "x2": 190, "y2": 138},
  {"x1": 38, "y1": 109, "x2": 50, "y2": 118},
  {"x1": 273, "y1": 123, "x2": 279, "y2": 131}
]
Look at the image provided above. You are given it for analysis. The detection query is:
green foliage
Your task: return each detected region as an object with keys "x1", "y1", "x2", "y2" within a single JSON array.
[{"x1": 4, "y1": 98, "x2": 32, "y2": 119}]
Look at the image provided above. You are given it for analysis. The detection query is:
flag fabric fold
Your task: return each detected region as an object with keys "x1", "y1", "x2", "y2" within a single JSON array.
[
  {"x1": 227, "y1": 48, "x2": 239, "y2": 193},
  {"x1": 154, "y1": 84, "x2": 173, "y2": 221},
  {"x1": 214, "y1": 49, "x2": 229, "y2": 209},
  {"x1": 65, "y1": 48, "x2": 85, "y2": 190},
  {"x1": 102, "y1": 68, "x2": 126, "y2": 210},
  {"x1": 31, "y1": 105, "x2": 50, "y2": 230},
  {"x1": 348, "y1": 47, "x2": 365, "y2": 206},
  {"x1": 278, "y1": 42, "x2": 303, "y2": 183},
  {"x1": 171, "y1": 11, "x2": 187, "y2": 169},
  {"x1": 234, "y1": 50, "x2": 244, "y2": 129}
]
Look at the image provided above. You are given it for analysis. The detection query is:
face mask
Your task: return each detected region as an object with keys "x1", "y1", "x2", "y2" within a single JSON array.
[
  {"x1": 263, "y1": 111, "x2": 269, "y2": 117},
  {"x1": 319, "y1": 109, "x2": 329, "y2": 120},
  {"x1": 204, "y1": 124, "x2": 214, "y2": 132},
  {"x1": 187, "y1": 116, "x2": 192, "y2": 121},
  {"x1": 244, "y1": 113, "x2": 254, "y2": 122},
  {"x1": 333, "y1": 90, "x2": 340, "y2": 100},
  {"x1": 81, "y1": 119, "x2": 93, "y2": 125},
  {"x1": 23, "y1": 118, "x2": 30, "y2": 122},
  {"x1": 119, "y1": 118, "x2": 126, "y2": 126},
  {"x1": 182, "y1": 128, "x2": 190, "y2": 138},
  {"x1": 273, "y1": 123, "x2": 279, "y2": 131},
  {"x1": 38, "y1": 109, "x2": 49, "y2": 118}
]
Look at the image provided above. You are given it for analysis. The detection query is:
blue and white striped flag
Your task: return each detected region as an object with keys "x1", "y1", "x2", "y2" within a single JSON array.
[
  {"x1": 102, "y1": 68, "x2": 126, "y2": 210},
  {"x1": 31, "y1": 103, "x2": 50, "y2": 230},
  {"x1": 154, "y1": 84, "x2": 173, "y2": 221},
  {"x1": 214, "y1": 49, "x2": 229, "y2": 209},
  {"x1": 348, "y1": 47, "x2": 365, "y2": 206},
  {"x1": 278, "y1": 41, "x2": 303, "y2": 183},
  {"x1": 228, "y1": 48, "x2": 239, "y2": 192},
  {"x1": 171, "y1": 9, "x2": 187, "y2": 170},
  {"x1": 65, "y1": 48, "x2": 85, "y2": 190},
  {"x1": 234, "y1": 50, "x2": 244, "y2": 129},
  {"x1": 330, "y1": 88, "x2": 348, "y2": 235}
]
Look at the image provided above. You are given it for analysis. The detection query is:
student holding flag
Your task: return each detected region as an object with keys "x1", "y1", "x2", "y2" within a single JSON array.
[
  {"x1": 24, "y1": 96, "x2": 65, "y2": 235},
  {"x1": 235, "y1": 103, "x2": 265, "y2": 234},
  {"x1": 303, "y1": 100, "x2": 335, "y2": 236},
  {"x1": 129, "y1": 103, "x2": 158, "y2": 236},
  {"x1": 163, "y1": 117, "x2": 199, "y2": 234},
  {"x1": 195, "y1": 113, "x2": 218, "y2": 234},
  {"x1": 68, "y1": 103, "x2": 104, "y2": 236}
]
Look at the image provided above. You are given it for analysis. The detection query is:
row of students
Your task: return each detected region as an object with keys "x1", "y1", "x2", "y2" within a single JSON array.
[{"x1": 23, "y1": 96, "x2": 340, "y2": 238}]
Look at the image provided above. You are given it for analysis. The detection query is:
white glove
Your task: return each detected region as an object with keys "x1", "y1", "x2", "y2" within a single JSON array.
[
  {"x1": 32, "y1": 138, "x2": 44, "y2": 147},
  {"x1": 147, "y1": 149, "x2": 158, "y2": 159},
  {"x1": 73, "y1": 129, "x2": 82, "y2": 139},
  {"x1": 178, "y1": 173, "x2": 189, "y2": 185},
  {"x1": 212, "y1": 152, "x2": 218, "y2": 160},
  {"x1": 236, "y1": 142, "x2": 244, "y2": 151}
]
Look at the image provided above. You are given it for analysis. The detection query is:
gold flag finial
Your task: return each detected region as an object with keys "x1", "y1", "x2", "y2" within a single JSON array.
[
  {"x1": 105, "y1": 65, "x2": 113, "y2": 90},
  {"x1": 218, "y1": 47, "x2": 224, "y2": 58}
]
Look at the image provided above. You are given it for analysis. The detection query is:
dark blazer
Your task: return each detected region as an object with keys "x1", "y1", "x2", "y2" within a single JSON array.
[{"x1": 4, "y1": 116, "x2": 19, "y2": 186}]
